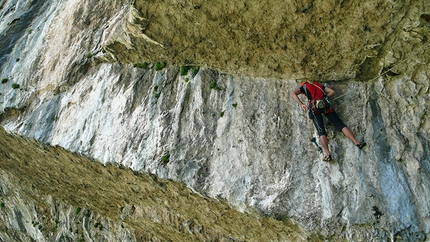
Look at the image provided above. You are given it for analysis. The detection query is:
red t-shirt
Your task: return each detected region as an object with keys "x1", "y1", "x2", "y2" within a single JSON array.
[{"x1": 300, "y1": 82, "x2": 325, "y2": 101}]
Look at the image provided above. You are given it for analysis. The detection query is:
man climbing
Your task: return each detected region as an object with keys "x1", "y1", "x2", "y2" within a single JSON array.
[{"x1": 291, "y1": 80, "x2": 366, "y2": 161}]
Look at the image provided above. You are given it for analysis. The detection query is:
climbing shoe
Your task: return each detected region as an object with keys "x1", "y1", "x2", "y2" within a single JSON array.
[
  {"x1": 356, "y1": 142, "x2": 367, "y2": 149},
  {"x1": 323, "y1": 155, "x2": 332, "y2": 162}
]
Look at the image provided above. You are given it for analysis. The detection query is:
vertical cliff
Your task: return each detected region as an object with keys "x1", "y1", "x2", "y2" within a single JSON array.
[{"x1": 1, "y1": 0, "x2": 430, "y2": 241}]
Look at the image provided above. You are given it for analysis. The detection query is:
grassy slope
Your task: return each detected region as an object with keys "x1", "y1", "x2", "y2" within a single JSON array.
[{"x1": 0, "y1": 127, "x2": 314, "y2": 241}]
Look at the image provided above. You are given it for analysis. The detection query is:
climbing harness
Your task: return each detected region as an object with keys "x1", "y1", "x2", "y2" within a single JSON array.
[{"x1": 303, "y1": 84, "x2": 330, "y2": 135}]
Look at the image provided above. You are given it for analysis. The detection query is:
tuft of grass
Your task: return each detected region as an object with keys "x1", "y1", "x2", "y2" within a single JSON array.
[
  {"x1": 75, "y1": 207, "x2": 81, "y2": 215},
  {"x1": 134, "y1": 62, "x2": 148, "y2": 69},
  {"x1": 154, "y1": 62, "x2": 166, "y2": 71},
  {"x1": 1, "y1": 78, "x2": 8, "y2": 84},
  {"x1": 27, "y1": 28, "x2": 32, "y2": 34},
  {"x1": 192, "y1": 67, "x2": 200, "y2": 77},
  {"x1": 86, "y1": 53, "x2": 93, "y2": 59},
  {"x1": 11, "y1": 83, "x2": 20, "y2": 89},
  {"x1": 209, "y1": 80, "x2": 219, "y2": 90},
  {"x1": 161, "y1": 154, "x2": 170, "y2": 165},
  {"x1": 94, "y1": 222, "x2": 103, "y2": 231},
  {"x1": 180, "y1": 66, "x2": 190, "y2": 76},
  {"x1": 153, "y1": 85, "x2": 160, "y2": 98}
]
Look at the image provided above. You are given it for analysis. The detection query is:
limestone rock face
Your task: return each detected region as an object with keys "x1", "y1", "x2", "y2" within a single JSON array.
[{"x1": 1, "y1": 0, "x2": 430, "y2": 241}]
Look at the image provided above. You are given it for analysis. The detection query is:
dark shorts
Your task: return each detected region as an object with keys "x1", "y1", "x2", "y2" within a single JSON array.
[{"x1": 312, "y1": 111, "x2": 346, "y2": 136}]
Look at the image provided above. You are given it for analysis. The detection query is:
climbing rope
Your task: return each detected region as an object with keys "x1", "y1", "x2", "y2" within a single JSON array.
[
  {"x1": 311, "y1": 132, "x2": 340, "y2": 238},
  {"x1": 331, "y1": 39, "x2": 430, "y2": 102},
  {"x1": 330, "y1": 64, "x2": 404, "y2": 102},
  {"x1": 325, "y1": 163, "x2": 340, "y2": 239}
]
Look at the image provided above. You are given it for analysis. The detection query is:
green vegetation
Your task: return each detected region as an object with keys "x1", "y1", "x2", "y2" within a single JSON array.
[
  {"x1": 161, "y1": 153, "x2": 170, "y2": 165},
  {"x1": 1, "y1": 78, "x2": 8, "y2": 84},
  {"x1": 86, "y1": 53, "x2": 93, "y2": 59},
  {"x1": 153, "y1": 85, "x2": 160, "y2": 98},
  {"x1": 155, "y1": 62, "x2": 166, "y2": 71},
  {"x1": 185, "y1": 78, "x2": 189, "y2": 82},
  {"x1": 220, "y1": 111, "x2": 225, "y2": 117},
  {"x1": 232, "y1": 103, "x2": 237, "y2": 108},
  {"x1": 11, "y1": 83, "x2": 20, "y2": 89},
  {"x1": 209, "y1": 80, "x2": 219, "y2": 90},
  {"x1": 192, "y1": 67, "x2": 200, "y2": 77},
  {"x1": 180, "y1": 65, "x2": 190, "y2": 76},
  {"x1": 0, "y1": 202, "x2": 4, "y2": 208},
  {"x1": 134, "y1": 62, "x2": 148, "y2": 69},
  {"x1": 75, "y1": 207, "x2": 81, "y2": 215},
  {"x1": 94, "y1": 222, "x2": 103, "y2": 231},
  {"x1": 27, "y1": 28, "x2": 33, "y2": 34},
  {"x1": 16, "y1": 58, "x2": 20, "y2": 62}
]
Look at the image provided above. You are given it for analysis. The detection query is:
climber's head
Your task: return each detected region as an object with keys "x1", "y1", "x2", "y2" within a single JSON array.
[{"x1": 300, "y1": 81, "x2": 309, "y2": 87}]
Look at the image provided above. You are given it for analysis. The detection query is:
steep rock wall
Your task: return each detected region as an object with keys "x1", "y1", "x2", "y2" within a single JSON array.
[{"x1": 1, "y1": 0, "x2": 430, "y2": 240}]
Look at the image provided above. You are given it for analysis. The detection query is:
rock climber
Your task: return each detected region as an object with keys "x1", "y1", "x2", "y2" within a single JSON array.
[{"x1": 291, "y1": 80, "x2": 366, "y2": 161}]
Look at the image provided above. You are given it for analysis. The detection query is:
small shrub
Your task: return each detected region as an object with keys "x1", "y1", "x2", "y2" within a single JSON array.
[
  {"x1": 220, "y1": 111, "x2": 224, "y2": 117},
  {"x1": 232, "y1": 103, "x2": 237, "y2": 108},
  {"x1": 11, "y1": 83, "x2": 20, "y2": 89},
  {"x1": 153, "y1": 92, "x2": 160, "y2": 98},
  {"x1": 94, "y1": 222, "x2": 103, "y2": 230},
  {"x1": 192, "y1": 67, "x2": 200, "y2": 77},
  {"x1": 15, "y1": 58, "x2": 20, "y2": 62},
  {"x1": 161, "y1": 154, "x2": 170, "y2": 165},
  {"x1": 180, "y1": 65, "x2": 190, "y2": 76},
  {"x1": 209, "y1": 80, "x2": 219, "y2": 90},
  {"x1": 185, "y1": 78, "x2": 189, "y2": 82},
  {"x1": 1, "y1": 78, "x2": 8, "y2": 84},
  {"x1": 134, "y1": 62, "x2": 148, "y2": 69},
  {"x1": 0, "y1": 202, "x2": 4, "y2": 208},
  {"x1": 154, "y1": 62, "x2": 166, "y2": 71},
  {"x1": 75, "y1": 207, "x2": 81, "y2": 215},
  {"x1": 27, "y1": 28, "x2": 32, "y2": 34},
  {"x1": 86, "y1": 53, "x2": 93, "y2": 58}
]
